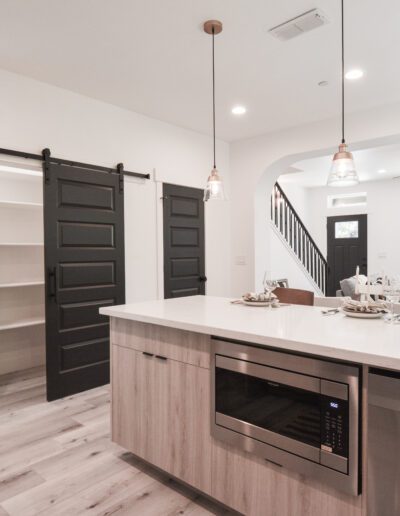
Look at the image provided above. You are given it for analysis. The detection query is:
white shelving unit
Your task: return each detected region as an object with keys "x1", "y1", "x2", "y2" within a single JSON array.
[
  {"x1": 0, "y1": 200, "x2": 43, "y2": 209},
  {"x1": 0, "y1": 318, "x2": 46, "y2": 331},
  {"x1": 0, "y1": 243, "x2": 44, "y2": 246},
  {"x1": 0, "y1": 167, "x2": 45, "y2": 376},
  {"x1": 0, "y1": 281, "x2": 44, "y2": 289}
]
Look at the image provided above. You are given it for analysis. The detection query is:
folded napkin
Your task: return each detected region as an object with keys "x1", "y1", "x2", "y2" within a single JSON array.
[
  {"x1": 342, "y1": 299, "x2": 387, "y2": 314},
  {"x1": 242, "y1": 292, "x2": 277, "y2": 302}
]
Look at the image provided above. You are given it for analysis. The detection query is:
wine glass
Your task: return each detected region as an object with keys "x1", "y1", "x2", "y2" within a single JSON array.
[
  {"x1": 383, "y1": 276, "x2": 400, "y2": 323},
  {"x1": 263, "y1": 271, "x2": 278, "y2": 308}
]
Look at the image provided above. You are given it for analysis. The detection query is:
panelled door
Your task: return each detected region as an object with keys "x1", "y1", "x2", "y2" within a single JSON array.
[
  {"x1": 327, "y1": 214, "x2": 367, "y2": 296},
  {"x1": 44, "y1": 163, "x2": 125, "y2": 401},
  {"x1": 163, "y1": 184, "x2": 206, "y2": 299}
]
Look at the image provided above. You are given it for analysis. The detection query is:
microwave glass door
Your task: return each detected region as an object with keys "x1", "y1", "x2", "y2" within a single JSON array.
[{"x1": 215, "y1": 366, "x2": 321, "y2": 448}]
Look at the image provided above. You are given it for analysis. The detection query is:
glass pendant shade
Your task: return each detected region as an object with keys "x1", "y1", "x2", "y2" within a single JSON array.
[
  {"x1": 327, "y1": 143, "x2": 359, "y2": 187},
  {"x1": 203, "y1": 20, "x2": 224, "y2": 202},
  {"x1": 204, "y1": 167, "x2": 225, "y2": 201}
]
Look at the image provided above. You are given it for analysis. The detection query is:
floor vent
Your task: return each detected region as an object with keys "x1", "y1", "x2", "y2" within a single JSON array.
[{"x1": 269, "y1": 9, "x2": 329, "y2": 41}]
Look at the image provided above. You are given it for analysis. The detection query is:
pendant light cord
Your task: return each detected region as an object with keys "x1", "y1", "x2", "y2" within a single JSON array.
[
  {"x1": 212, "y1": 27, "x2": 216, "y2": 169},
  {"x1": 341, "y1": 0, "x2": 345, "y2": 144}
]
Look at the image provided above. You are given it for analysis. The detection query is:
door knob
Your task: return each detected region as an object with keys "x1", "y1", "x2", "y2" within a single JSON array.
[{"x1": 199, "y1": 276, "x2": 207, "y2": 282}]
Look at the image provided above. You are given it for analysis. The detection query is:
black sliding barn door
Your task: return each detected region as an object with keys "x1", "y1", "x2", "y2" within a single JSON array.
[
  {"x1": 163, "y1": 183, "x2": 206, "y2": 299},
  {"x1": 44, "y1": 163, "x2": 125, "y2": 401}
]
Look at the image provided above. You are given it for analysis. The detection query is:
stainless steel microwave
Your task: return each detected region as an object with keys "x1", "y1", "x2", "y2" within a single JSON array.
[{"x1": 211, "y1": 338, "x2": 361, "y2": 495}]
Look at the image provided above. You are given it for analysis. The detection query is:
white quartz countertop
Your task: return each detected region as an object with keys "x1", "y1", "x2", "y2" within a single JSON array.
[{"x1": 100, "y1": 296, "x2": 400, "y2": 370}]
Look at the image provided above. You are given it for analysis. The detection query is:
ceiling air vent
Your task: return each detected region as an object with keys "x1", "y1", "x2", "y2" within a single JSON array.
[{"x1": 269, "y1": 9, "x2": 329, "y2": 41}]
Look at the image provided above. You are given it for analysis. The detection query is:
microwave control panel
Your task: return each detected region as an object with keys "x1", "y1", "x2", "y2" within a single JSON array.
[{"x1": 321, "y1": 397, "x2": 349, "y2": 458}]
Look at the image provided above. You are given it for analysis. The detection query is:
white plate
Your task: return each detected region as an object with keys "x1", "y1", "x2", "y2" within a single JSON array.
[
  {"x1": 341, "y1": 309, "x2": 384, "y2": 319},
  {"x1": 242, "y1": 300, "x2": 274, "y2": 307}
]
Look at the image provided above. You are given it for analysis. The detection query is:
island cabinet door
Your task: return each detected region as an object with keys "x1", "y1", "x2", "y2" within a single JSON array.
[
  {"x1": 111, "y1": 344, "x2": 212, "y2": 495},
  {"x1": 211, "y1": 441, "x2": 363, "y2": 516}
]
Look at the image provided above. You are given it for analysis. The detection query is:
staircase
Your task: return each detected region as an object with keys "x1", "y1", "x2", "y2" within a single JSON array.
[{"x1": 271, "y1": 182, "x2": 328, "y2": 295}]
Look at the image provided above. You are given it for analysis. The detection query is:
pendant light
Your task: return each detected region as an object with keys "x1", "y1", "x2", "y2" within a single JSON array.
[
  {"x1": 327, "y1": 0, "x2": 359, "y2": 187},
  {"x1": 204, "y1": 20, "x2": 226, "y2": 201}
]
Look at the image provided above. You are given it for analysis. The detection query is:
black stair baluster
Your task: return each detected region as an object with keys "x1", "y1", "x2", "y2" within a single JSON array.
[
  {"x1": 297, "y1": 224, "x2": 301, "y2": 261},
  {"x1": 312, "y1": 249, "x2": 315, "y2": 282},
  {"x1": 271, "y1": 182, "x2": 328, "y2": 294},
  {"x1": 290, "y1": 212, "x2": 293, "y2": 249},
  {"x1": 271, "y1": 192, "x2": 273, "y2": 222},
  {"x1": 300, "y1": 226, "x2": 303, "y2": 264},
  {"x1": 284, "y1": 201, "x2": 288, "y2": 240}
]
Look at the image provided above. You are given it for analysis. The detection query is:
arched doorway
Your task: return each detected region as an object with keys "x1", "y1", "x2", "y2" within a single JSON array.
[{"x1": 254, "y1": 135, "x2": 400, "y2": 295}]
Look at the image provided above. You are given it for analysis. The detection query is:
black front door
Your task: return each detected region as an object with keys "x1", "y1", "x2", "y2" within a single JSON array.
[
  {"x1": 44, "y1": 163, "x2": 125, "y2": 401},
  {"x1": 327, "y1": 214, "x2": 367, "y2": 296},
  {"x1": 163, "y1": 183, "x2": 206, "y2": 299}
]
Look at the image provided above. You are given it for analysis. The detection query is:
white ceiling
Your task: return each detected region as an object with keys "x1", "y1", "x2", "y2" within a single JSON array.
[
  {"x1": 1, "y1": 0, "x2": 400, "y2": 141},
  {"x1": 280, "y1": 143, "x2": 400, "y2": 187}
]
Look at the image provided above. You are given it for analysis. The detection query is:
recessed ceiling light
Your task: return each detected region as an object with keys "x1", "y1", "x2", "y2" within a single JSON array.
[
  {"x1": 378, "y1": 169, "x2": 387, "y2": 174},
  {"x1": 231, "y1": 106, "x2": 246, "y2": 115},
  {"x1": 345, "y1": 69, "x2": 364, "y2": 80}
]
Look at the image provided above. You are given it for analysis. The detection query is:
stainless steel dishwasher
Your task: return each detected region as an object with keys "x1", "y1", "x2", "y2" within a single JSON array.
[{"x1": 368, "y1": 369, "x2": 400, "y2": 515}]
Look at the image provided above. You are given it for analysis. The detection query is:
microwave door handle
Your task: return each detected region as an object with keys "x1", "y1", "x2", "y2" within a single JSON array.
[{"x1": 215, "y1": 354, "x2": 321, "y2": 394}]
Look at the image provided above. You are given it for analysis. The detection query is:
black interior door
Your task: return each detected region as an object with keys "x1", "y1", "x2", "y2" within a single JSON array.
[
  {"x1": 44, "y1": 163, "x2": 125, "y2": 401},
  {"x1": 327, "y1": 214, "x2": 367, "y2": 296},
  {"x1": 163, "y1": 183, "x2": 206, "y2": 299}
]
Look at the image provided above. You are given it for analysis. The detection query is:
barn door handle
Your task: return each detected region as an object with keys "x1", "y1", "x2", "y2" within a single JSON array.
[
  {"x1": 199, "y1": 276, "x2": 207, "y2": 282},
  {"x1": 48, "y1": 267, "x2": 57, "y2": 303}
]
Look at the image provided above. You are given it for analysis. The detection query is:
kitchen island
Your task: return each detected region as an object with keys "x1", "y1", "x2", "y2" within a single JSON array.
[{"x1": 100, "y1": 296, "x2": 400, "y2": 516}]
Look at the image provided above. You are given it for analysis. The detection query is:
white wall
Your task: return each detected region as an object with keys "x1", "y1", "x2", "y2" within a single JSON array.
[
  {"x1": 270, "y1": 228, "x2": 320, "y2": 294},
  {"x1": 305, "y1": 179, "x2": 400, "y2": 277},
  {"x1": 0, "y1": 69, "x2": 231, "y2": 301},
  {"x1": 230, "y1": 102, "x2": 400, "y2": 297},
  {"x1": 4, "y1": 67, "x2": 400, "y2": 301},
  {"x1": 277, "y1": 181, "x2": 311, "y2": 229},
  {"x1": 270, "y1": 176, "x2": 400, "y2": 291},
  {"x1": 267, "y1": 181, "x2": 321, "y2": 292}
]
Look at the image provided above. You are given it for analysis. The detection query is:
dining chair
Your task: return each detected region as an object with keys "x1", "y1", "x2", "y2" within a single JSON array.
[{"x1": 274, "y1": 287, "x2": 314, "y2": 306}]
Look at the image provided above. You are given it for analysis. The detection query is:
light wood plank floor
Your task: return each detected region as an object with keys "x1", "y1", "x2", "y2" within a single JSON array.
[{"x1": 0, "y1": 368, "x2": 234, "y2": 516}]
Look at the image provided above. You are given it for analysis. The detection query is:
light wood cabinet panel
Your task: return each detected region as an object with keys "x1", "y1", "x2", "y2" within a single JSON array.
[
  {"x1": 111, "y1": 323, "x2": 366, "y2": 516},
  {"x1": 111, "y1": 344, "x2": 152, "y2": 459},
  {"x1": 111, "y1": 344, "x2": 212, "y2": 495},
  {"x1": 111, "y1": 319, "x2": 210, "y2": 368},
  {"x1": 211, "y1": 440, "x2": 362, "y2": 516}
]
